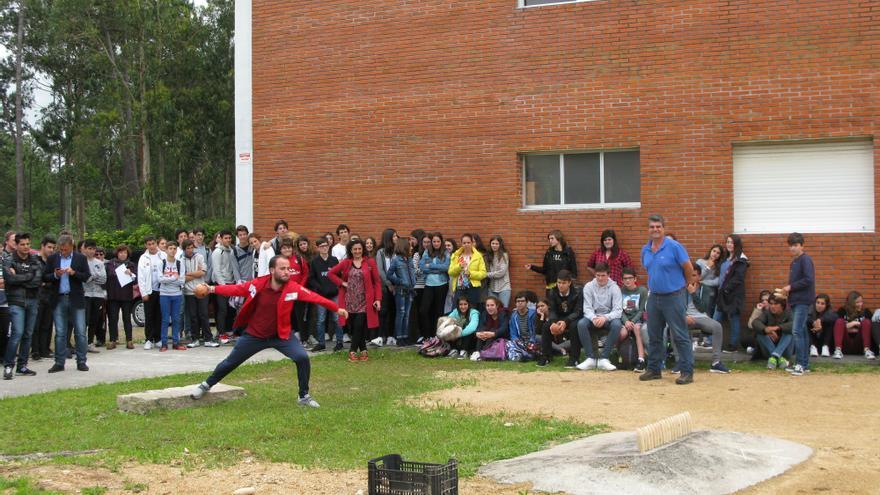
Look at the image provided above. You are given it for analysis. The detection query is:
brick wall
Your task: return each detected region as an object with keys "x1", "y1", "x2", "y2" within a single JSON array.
[{"x1": 250, "y1": 0, "x2": 880, "y2": 311}]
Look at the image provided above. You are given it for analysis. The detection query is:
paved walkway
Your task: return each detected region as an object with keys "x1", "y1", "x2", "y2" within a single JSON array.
[{"x1": 0, "y1": 344, "x2": 293, "y2": 399}]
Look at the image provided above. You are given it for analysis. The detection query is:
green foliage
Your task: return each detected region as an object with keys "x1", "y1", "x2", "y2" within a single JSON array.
[
  {"x1": 0, "y1": 476, "x2": 61, "y2": 494},
  {"x1": 0, "y1": 351, "x2": 600, "y2": 476}
]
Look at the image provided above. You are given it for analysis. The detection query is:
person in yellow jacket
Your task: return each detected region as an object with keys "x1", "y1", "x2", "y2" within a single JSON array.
[{"x1": 448, "y1": 234, "x2": 487, "y2": 308}]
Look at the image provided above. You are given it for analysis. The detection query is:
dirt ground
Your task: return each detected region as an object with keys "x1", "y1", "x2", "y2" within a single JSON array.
[{"x1": 4, "y1": 369, "x2": 879, "y2": 494}]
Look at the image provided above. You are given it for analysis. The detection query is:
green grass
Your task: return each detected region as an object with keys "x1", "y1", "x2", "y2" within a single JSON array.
[
  {"x1": 0, "y1": 476, "x2": 62, "y2": 494},
  {"x1": 0, "y1": 351, "x2": 600, "y2": 476}
]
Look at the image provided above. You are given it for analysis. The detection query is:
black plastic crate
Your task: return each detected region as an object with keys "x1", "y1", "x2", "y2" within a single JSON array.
[{"x1": 368, "y1": 454, "x2": 458, "y2": 495}]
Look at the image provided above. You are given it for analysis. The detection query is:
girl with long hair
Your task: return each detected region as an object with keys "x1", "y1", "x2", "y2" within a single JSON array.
[
  {"x1": 374, "y1": 228, "x2": 399, "y2": 345},
  {"x1": 387, "y1": 238, "x2": 416, "y2": 346},
  {"x1": 419, "y1": 233, "x2": 450, "y2": 341},
  {"x1": 448, "y1": 233, "x2": 487, "y2": 309},
  {"x1": 714, "y1": 234, "x2": 749, "y2": 351},
  {"x1": 586, "y1": 229, "x2": 633, "y2": 286},
  {"x1": 485, "y1": 235, "x2": 511, "y2": 307},
  {"x1": 809, "y1": 293, "x2": 835, "y2": 358},
  {"x1": 447, "y1": 296, "x2": 480, "y2": 359},
  {"x1": 525, "y1": 229, "x2": 578, "y2": 292},
  {"x1": 833, "y1": 291, "x2": 874, "y2": 359}
]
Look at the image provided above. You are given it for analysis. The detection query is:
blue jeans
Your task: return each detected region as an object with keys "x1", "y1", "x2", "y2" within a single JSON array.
[
  {"x1": 757, "y1": 333, "x2": 793, "y2": 359},
  {"x1": 647, "y1": 288, "x2": 693, "y2": 374},
  {"x1": 576, "y1": 317, "x2": 623, "y2": 360},
  {"x1": 160, "y1": 294, "x2": 183, "y2": 346},
  {"x1": 394, "y1": 290, "x2": 413, "y2": 340},
  {"x1": 713, "y1": 308, "x2": 741, "y2": 349},
  {"x1": 53, "y1": 295, "x2": 87, "y2": 366},
  {"x1": 489, "y1": 290, "x2": 511, "y2": 309},
  {"x1": 5, "y1": 299, "x2": 39, "y2": 368},
  {"x1": 205, "y1": 333, "x2": 311, "y2": 398},
  {"x1": 790, "y1": 304, "x2": 810, "y2": 369},
  {"x1": 316, "y1": 296, "x2": 342, "y2": 345}
]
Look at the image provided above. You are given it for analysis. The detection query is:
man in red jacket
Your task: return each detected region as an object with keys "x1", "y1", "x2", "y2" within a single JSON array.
[{"x1": 190, "y1": 255, "x2": 347, "y2": 407}]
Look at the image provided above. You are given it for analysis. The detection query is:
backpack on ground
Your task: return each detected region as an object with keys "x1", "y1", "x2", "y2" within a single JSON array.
[
  {"x1": 617, "y1": 334, "x2": 639, "y2": 370},
  {"x1": 419, "y1": 336, "x2": 451, "y2": 357}
]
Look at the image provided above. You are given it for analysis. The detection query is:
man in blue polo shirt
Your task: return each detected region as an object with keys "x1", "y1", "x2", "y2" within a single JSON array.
[{"x1": 639, "y1": 215, "x2": 695, "y2": 385}]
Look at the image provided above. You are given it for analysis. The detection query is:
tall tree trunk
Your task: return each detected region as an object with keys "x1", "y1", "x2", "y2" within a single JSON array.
[
  {"x1": 14, "y1": 1, "x2": 25, "y2": 229},
  {"x1": 59, "y1": 157, "x2": 67, "y2": 228}
]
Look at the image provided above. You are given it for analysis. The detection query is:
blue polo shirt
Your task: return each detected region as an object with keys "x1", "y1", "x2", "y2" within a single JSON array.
[
  {"x1": 641, "y1": 236, "x2": 689, "y2": 294},
  {"x1": 58, "y1": 253, "x2": 73, "y2": 294}
]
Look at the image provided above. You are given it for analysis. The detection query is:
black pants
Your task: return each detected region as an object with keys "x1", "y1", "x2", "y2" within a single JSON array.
[
  {"x1": 33, "y1": 299, "x2": 54, "y2": 356},
  {"x1": 809, "y1": 326, "x2": 833, "y2": 350},
  {"x1": 0, "y1": 307, "x2": 9, "y2": 361},
  {"x1": 542, "y1": 322, "x2": 581, "y2": 363},
  {"x1": 144, "y1": 293, "x2": 162, "y2": 343},
  {"x1": 453, "y1": 333, "x2": 475, "y2": 353},
  {"x1": 293, "y1": 302, "x2": 315, "y2": 342},
  {"x1": 348, "y1": 312, "x2": 367, "y2": 352},
  {"x1": 205, "y1": 333, "x2": 311, "y2": 398},
  {"x1": 420, "y1": 284, "x2": 447, "y2": 339},
  {"x1": 107, "y1": 300, "x2": 133, "y2": 342},
  {"x1": 215, "y1": 293, "x2": 231, "y2": 336},
  {"x1": 186, "y1": 295, "x2": 212, "y2": 342},
  {"x1": 409, "y1": 288, "x2": 424, "y2": 338},
  {"x1": 85, "y1": 296, "x2": 105, "y2": 344},
  {"x1": 376, "y1": 285, "x2": 396, "y2": 340}
]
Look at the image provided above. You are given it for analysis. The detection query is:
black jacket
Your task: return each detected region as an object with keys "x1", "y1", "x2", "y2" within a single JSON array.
[
  {"x1": 2, "y1": 252, "x2": 44, "y2": 306},
  {"x1": 530, "y1": 247, "x2": 578, "y2": 285},
  {"x1": 717, "y1": 255, "x2": 749, "y2": 314},
  {"x1": 548, "y1": 286, "x2": 583, "y2": 329},
  {"x1": 307, "y1": 255, "x2": 339, "y2": 298},
  {"x1": 42, "y1": 252, "x2": 91, "y2": 309}
]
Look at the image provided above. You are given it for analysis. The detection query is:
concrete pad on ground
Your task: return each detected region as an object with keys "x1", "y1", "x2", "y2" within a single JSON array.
[
  {"x1": 0, "y1": 346, "x2": 290, "y2": 399},
  {"x1": 480, "y1": 430, "x2": 812, "y2": 495},
  {"x1": 117, "y1": 383, "x2": 245, "y2": 413}
]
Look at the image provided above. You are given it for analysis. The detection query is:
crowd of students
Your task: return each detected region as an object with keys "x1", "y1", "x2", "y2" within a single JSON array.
[{"x1": 2, "y1": 218, "x2": 877, "y2": 382}]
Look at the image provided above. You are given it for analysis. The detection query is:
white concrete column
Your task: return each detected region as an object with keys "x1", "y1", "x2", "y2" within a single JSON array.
[{"x1": 234, "y1": 0, "x2": 254, "y2": 229}]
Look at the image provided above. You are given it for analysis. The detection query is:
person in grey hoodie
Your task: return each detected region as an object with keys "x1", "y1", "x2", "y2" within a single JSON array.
[
  {"x1": 211, "y1": 230, "x2": 242, "y2": 340},
  {"x1": 82, "y1": 240, "x2": 107, "y2": 351},
  {"x1": 575, "y1": 263, "x2": 623, "y2": 371}
]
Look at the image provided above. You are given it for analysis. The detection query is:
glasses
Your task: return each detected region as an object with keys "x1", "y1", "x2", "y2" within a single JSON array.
[{"x1": 96, "y1": 253, "x2": 105, "y2": 257}]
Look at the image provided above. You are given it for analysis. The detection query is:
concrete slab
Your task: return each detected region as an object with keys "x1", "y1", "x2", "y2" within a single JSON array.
[
  {"x1": 480, "y1": 430, "x2": 812, "y2": 495},
  {"x1": 118, "y1": 383, "x2": 245, "y2": 414}
]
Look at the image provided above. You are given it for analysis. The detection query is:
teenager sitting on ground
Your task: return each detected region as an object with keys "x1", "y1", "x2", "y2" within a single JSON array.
[
  {"x1": 576, "y1": 263, "x2": 623, "y2": 371},
  {"x1": 619, "y1": 267, "x2": 648, "y2": 372},
  {"x1": 809, "y1": 294, "x2": 836, "y2": 358},
  {"x1": 539, "y1": 270, "x2": 582, "y2": 368},
  {"x1": 507, "y1": 292, "x2": 538, "y2": 361},
  {"x1": 752, "y1": 294, "x2": 793, "y2": 370},
  {"x1": 833, "y1": 291, "x2": 875, "y2": 360},
  {"x1": 446, "y1": 296, "x2": 480, "y2": 359},
  {"x1": 685, "y1": 266, "x2": 730, "y2": 374},
  {"x1": 743, "y1": 290, "x2": 771, "y2": 358},
  {"x1": 472, "y1": 296, "x2": 509, "y2": 361}
]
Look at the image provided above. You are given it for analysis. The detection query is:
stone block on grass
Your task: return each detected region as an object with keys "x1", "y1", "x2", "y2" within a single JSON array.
[{"x1": 117, "y1": 384, "x2": 245, "y2": 414}]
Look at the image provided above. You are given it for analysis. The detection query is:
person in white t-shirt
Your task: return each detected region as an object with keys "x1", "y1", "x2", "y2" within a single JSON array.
[{"x1": 331, "y1": 224, "x2": 350, "y2": 261}]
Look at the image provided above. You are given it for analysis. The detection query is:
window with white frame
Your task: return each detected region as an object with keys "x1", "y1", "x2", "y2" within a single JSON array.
[
  {"x1": 733, "y1": 139, "x2": 875, "y2": 233},
  {"x1": 523, "y1": 150, "x2": 640, "y2": 209}
]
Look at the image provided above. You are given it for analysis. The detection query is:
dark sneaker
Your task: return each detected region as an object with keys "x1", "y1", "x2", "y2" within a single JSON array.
[
  {"x1": 77, "y1": 363, "x2": 89, "y2": 372},
  {"x1": 3, "y1": 366, "x2": 12, "y2": 380},
  {"x1": 48, "y1": 364, "x2": 64, "y2": 373},
  {"x1": 639, "y1": 370, "x2": 662, "y2": 381},
  {"x1": 537, "y1": 358, "x2": 549, "y2": 367},
  {"x1": 563, "y1": 360, "x2": 577, "y2": 369},
  {"x1": 16, "y1": 367, "x2": 36, "y2": 376},
  {"x1": 634, "y1": 359, "x2": 647, "y2": 373},
  {"x1": 310, "y1": 344, "x2": 326, "y2": 352},
  {"x1": 31, "y1": 354, "x2": 42, "y2": 362},
  {"x1": 675, "y1": 372, "x2": 694, "y2": 385},
  {"x1": 333, "y1": 342, "x2": 344, "y2": 352},
  {"x1": 710, "y1": 361, "x2": 730, "y2": 374}
]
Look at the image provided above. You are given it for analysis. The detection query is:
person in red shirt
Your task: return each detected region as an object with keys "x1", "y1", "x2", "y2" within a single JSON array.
[{"x1": 190, "y1": 255, "x2": 347, "y2": 407}]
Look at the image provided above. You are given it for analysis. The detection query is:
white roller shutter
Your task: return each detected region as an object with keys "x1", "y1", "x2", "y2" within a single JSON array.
[{"x1": 733, "y1": 140, "x2": 875, "y2": 234}]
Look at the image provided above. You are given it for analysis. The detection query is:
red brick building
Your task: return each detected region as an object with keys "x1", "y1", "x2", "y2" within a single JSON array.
[{"x1": 245, "y1": 0, "x2": 879, "y2": 306}]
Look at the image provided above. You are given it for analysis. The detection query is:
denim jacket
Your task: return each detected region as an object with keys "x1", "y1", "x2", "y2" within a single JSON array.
[
  {"x1": 387, "y1": 255, "x2": 416, "y2": 290},
  {"x1": 418, "y1": 250, "x2": 450, "y2": 287}
]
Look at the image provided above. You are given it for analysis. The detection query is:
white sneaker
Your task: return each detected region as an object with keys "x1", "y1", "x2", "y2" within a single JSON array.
[
  {"x1": 343, "y1": 334, "x2": 351, "y2": 343},
  {"x1": 386, "y1": 337, "x2": 397, "y2": 346},
  {"x1": 833, "y1": 348, "x2": 843, "y2": 359},
  {"x1": 307, "y1": 336, "x2": 319, "y2": 346},
  {"x1": 470, "y1": 351, "x2": 480, "y2": 362},
  {"x1": 143, "y1": 340, "x2": 153, "y2": 350},
  {"x1": 809, "y1": 345, "x2": 818, "y2": 357},
  {"x1": 576, "y1": 357, "x2": 597, "y2": 370},
  {"x1": 597, "y1": 358, "x2": 617, "y2": 371},
  {"x1": 865, "y1": 349, "x2": 876, "y2": 360},
  {"x1": 190, "y1": 382, "x2": 210, "y2": 400},
  {"x1": 746, "y1": 346, "x2": 755, "y2": 355},
  {"x1": 187, "y1": 340, "x2": 203, "y2": 348},
  {"x1": 821, "y1": 345, "x2": 830, "y2": 357},
  {"x1": 370, "y1": 337, "x2": 384, "y2": 347},
  {"x1": 204, "y1": 340, "x2": 220, "y2": 348},
  {"x1": 297, "y1": 394, "x2": 320, "y2": 408}
]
